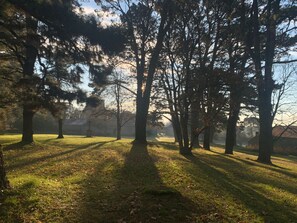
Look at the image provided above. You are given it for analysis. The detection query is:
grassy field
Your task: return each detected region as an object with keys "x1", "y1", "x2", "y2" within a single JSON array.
[{"x1": 0, "y1": 134, "x2": 296, "y2": 223}]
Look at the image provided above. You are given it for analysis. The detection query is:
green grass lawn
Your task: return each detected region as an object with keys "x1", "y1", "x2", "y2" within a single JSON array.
[{"x1": 0, "y1": 134, "x2": 296, "y2": 223}]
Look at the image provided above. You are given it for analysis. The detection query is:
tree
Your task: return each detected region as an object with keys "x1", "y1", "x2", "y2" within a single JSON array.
[
  {"x1": 200, "y1": 69, "x2": 228, "y2": 150},
  {"x1": 157, "y1": 5, "x2": 199, "y2": 154},
  {"x1": 102, "y1": 0, "x2": 174, "y2": 143},
  {"x1": 0, "y1": 169, "x2": 7, "y2": 191},
  {"x1": 0, "y1": 1, "x2": 125, "y2": 143},
  {"x1": 155, "y1": 0, "x2": 235, "y2": 152},
  {"x1": 44, "y1": 46, "x2": 88, "y2": 139},
  {"x1": 247, "y1": 0, "x2": 296, "y2": 163},
  {"x1": 191, "y1": 0, "x2": 229, "y2": 151},
  {"x1": 83, "y1": 95, "x2": 106, "y2": 137},
  {"x1": 0, "y1": 1, "x2": 124, "y2": 189},
  {"x1": 108, "y1": 71, "x2": 135, "y2": 140},
  {"x1": 0, "y1": 145, "x2": 9, "y2": 189},
  {"x1": 223, "y1": 0, "x2": 252, "y2": 154},
  {"x1": 271, "y1": 63, "x2": 297, "y2": 126}
]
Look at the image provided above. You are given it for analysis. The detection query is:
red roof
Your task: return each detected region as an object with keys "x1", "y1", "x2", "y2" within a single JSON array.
[{"x1": 273, "y1": 126, "x2": 297, "y2": 139}]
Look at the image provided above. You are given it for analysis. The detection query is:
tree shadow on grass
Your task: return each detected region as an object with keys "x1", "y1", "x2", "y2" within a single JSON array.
[
  {"x1": 4, "y1": 141, "x2": 115, "y2": 171},
  {"x1": 211, "y1": 150, "x2": 297, "y2": 179},
  {"x1": 233, "y1": 146, "x2": 297, "y2": 162},
  {"x1": 231, "y1": 154, "x2": 297, "y2": 178},
  {"x1": 153, "y1": 141, "x2": 202, "y2": 152},
  {"x1": 3, "y1": 141, "x2": 36, "y2": 151},
  {"x1": 208, "y1": 152, "x2": 297, "y2": 193},
  {"x1": 183, "y1": 153, "x2": 297, "y2": 223},
  {"x1": 80, "y1": 142, "x2": 203, "y2": 223},
  {"x1": 151, "y1": 141, "x2": 178, "y2": 151},
  {"x1": 156, "y1": 143, "x2": 297, "y2": 196},
  {"x1": 41, "y1": 137, "x2": 117, "y2": 148}
]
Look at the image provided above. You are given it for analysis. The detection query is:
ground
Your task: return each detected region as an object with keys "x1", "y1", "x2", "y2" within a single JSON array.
[{"x1": 0, "y1": 134, "x2": 296, "y2": 223}]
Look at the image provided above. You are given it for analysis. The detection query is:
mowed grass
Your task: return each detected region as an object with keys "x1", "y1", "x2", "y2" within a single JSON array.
[{"x1": 0, "y1": 134, "x2": 296, "y2": 223}]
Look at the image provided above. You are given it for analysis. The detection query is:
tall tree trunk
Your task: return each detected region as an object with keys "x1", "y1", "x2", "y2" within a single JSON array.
[
  {"x1": 170, "y1": 115, "x2": 180, "y2": 143},
  {"x1": 225, "y1": 18, "x2": 241, "y2": 155},
  {"x1": 0, "y1": 146, "x2": 9, "y2": 189},
  {"x1": 225, "y1": 104, "x2": 240, "y2": 154},
  {"x1": 225, "y1": 87, "x2": 241, "y2": 154},
  {"x1": 203, "y1": 126, "x2": 210, "y2": 150},
  {"x1": 251, "y1": 0, "x2": 279, "y2": 164},
  {"x1": 22, "y1": 105, "x2": 34, "y2": 143},
  {"x1": 86, "y1": 120, "x2": 92, "y2": 137},
  {"x1": 172, "y1": 123, "x2": 179, "y2": 143},
  {"x1": 133, "y1": 5, "x2": 173, "y2": 144},
  {"x1": 180, "y1": 114, "x2": 191, "y2": 155},
  {"x1": 57, "y1": 119, "x2": 64, "y2": 139},
  {"x1": 116, "y1": 111, "x2": 121, "y2": 140},
  {"x1": 115, "y1": 82, "x2": 122, "y2": 140},
  {"x1": 171, "y1": 114, "x2": 184, "y2": 151},
  {"x1": 257, "y1": 0, "x2": 278, "y2": 164},
  {"x1": 258, "y1": 92, "x2": 273, "y2": 163},
  {"x1": 135, "y1": 98, "x2": 148, "y2": 143},
  {"x1": 21, "y1": 15, "x2": 38, "y2": 143},
  {"x1": 116, "y1": 125, "x2": 121, "y2": 140}
]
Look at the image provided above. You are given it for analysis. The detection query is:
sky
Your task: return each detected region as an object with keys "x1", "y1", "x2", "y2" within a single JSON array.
[{"x1": 79, "y1": 0, "x2": 98, "y2": 9}]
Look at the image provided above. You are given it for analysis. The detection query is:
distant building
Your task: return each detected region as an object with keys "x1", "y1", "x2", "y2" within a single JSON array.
[{"x1": 247, "y1": 125, "x2": 297, "y2": 155}]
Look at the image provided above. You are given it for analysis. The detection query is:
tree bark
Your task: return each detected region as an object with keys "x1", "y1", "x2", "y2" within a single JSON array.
[
  {"x1": 251, "y1": 0, "x2": 279, "y2": 164},
  {"x1": 179, "y1": 146, "x2": 192, "y2": 155},
  {"x1": 135, "y1": 98, "x2": 148, "y2": 143},
  {"x1": 257, "y1": 0, "x2": 279, "y2": 164},
  {"x1": 225, "y1": 86, "x2": 241, "y2": 154},
  {"x1": 86, "y1": 120, "x2": 92, "y2": 137},
  {"x1": 172, "y1": 122, "x2": 179, "y2": 143},
  {"x1": 0, "y1": 146, "x2": 9, "y2": 189},
  {"x1": 180, "y1": 114, "x2": 191, "y2": 155},
  {"x1": 115, "y1": 81, "x2": 122, "y2": 140},
  {"x1": 172, "y1": 114, "x2": 184, "y2": 151},
  {"x1": 258, "y1": 92, "x2": 273, "y2": 163},
  {"x1": 22, "y1": 105, "x2": 34, "y2": 143},
  {"x1": 116, "y1": 125, "x2": 121, "y2": 140},
  {"x1": 225, "y1": 105, "x2": 240, "y2": 154},
  {"x1": 21, "y1": 15, "x2": 38, "y2": 144},
  {"x1": 116, "y1": 108, "x2": 121, "y2": 140},
  {"x1": 57, "y1": 118, "x2": 64, "y2": 139}
]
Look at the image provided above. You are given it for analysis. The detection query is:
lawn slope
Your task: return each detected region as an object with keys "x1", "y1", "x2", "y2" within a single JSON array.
[{"x1": 0, "y1": 134, "x2": 296, "y2": 223}]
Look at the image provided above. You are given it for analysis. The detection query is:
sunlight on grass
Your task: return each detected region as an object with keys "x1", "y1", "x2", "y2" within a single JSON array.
[{"x1": 0, "y1": 134, "x2": 296, "y2": 223}]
